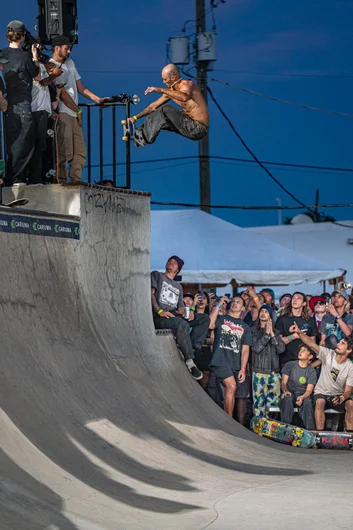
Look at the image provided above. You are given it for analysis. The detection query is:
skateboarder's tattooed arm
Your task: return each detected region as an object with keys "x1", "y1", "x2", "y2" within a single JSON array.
[
  {"x1": 159, "y1": 86, "x2": 192, "y2": 103},
  {"x1": 136, "y1": 95, "x2": 170, "y2": 119},
  {"x1": 151, "y1": 288, "x2": 161, "y2": 314}
]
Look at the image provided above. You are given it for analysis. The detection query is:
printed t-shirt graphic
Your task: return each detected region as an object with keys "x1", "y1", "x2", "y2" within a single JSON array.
[{"x1": 210, "y1": 315, "x2": 252, "y2": 371}]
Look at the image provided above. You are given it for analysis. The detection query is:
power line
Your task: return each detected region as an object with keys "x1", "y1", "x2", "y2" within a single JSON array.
[
  {"x1": 79, "y1": 69, "x2": 353, "y2": 79},
  {"x1": 150, "y1": 200, "x2": 353, "y2": 211},
  {"x1": 214, "y1": 69, "x2": 353, "y2": 79},
  {"x1": 87, "y1": 155, "x2": 353, "y2": 173},
  {"x1": 208, "y1": 76, "x2": 353, "y2": 118},
  {"x1": 206, "y1": 85, "x2": 319, "y2": 217}
]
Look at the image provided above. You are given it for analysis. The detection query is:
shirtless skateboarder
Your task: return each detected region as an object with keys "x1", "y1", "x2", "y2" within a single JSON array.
[{"x1": 128, "y1": 64, "x2": 209, "y2": 147}]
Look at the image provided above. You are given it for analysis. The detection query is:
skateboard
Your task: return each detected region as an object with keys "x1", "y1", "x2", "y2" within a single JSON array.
[
  {"x1": 0, "y1": 170, "x2": 29, "y2": 207},
  {"x1": 121, "y1": 119, "x2": 135, "y2": 142},
  {"x1": 250, "y1": 416, "x2": 316, "y2": 448},
  {"x1": 314, "y1": 431, "x2": 353, "y2": 450}
]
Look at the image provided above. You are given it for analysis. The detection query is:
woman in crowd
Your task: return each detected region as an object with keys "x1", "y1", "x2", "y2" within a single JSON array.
[{"x1": 251, "y1": 305, "x2": 286, "y2": 417}]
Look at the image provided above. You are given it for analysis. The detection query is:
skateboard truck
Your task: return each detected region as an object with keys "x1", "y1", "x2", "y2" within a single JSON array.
[{"x1": 121, "y1": 119, "x2": 135, "y2": 142}]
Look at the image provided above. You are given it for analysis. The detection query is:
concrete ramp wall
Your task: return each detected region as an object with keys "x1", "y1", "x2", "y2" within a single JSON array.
[{"x1": 0, "y1": 186, "x2": 351, "y2": 530}]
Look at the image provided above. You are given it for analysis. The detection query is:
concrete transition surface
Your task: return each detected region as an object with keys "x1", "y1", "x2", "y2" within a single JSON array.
[{"x1": 0, "y1": 185, "x2": 352, "y2": 530}]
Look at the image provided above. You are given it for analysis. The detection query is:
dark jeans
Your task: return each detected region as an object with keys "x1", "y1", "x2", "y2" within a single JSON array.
[
  {"x1": 280, "y1": 394, "x2": 315, "y2": 430},
  {"x1": 28, "y1": 110, "x2": 49, "y2": 184},
  {"x1": 154, "y1": 312, "x2": 209, "y2": 361},
  {"x1": 5, "y1": 102, "x2": 34, "y2": 185},
  {"x1": 135, "y1": 104, "x2": 208, "y2": 145}
]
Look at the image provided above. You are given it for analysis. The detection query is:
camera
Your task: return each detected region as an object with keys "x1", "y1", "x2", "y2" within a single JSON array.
[{"x1": 22, "y1": 31, "x2": 49, "y2": 63}]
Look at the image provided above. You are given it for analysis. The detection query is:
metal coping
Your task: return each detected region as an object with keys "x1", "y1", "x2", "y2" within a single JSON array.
[{"x1": 77, "y1": 182, "x2": 151, "y2": 197}]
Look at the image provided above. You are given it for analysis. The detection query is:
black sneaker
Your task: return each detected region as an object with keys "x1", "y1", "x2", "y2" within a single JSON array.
[{"x1": 187, "y1": 363, "x2": 203, "y2": 381}]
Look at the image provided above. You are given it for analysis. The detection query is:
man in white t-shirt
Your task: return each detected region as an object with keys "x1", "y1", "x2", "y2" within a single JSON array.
[
  {"x1": 292, "y1": 322, "x2": 353, "y2": 430},
  {"x1": 50, "y1": 35, "x2": 109, "y2": 184}
]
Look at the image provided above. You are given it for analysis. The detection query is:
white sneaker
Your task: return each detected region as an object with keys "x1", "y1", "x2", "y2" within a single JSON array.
[{"x1": 13, "y1": 182, "x2": 27, "y2": 187}]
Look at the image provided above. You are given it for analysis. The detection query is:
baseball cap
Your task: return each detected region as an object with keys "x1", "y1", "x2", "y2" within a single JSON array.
[
  {"x1": 7, "y1": 20, "x2": 26, "y2": 33},
  {"x1": 0, "y1": 50, "x2": 9, "y2": 64},
  {"x1": 51, "y1": 35, "x2": 71, "y2": 46},
  {"x1": 332, "y1": 290, "x2": 349, "y2": 301},
  {"x1": 183, "y1": 292, "x2": 194, "y2": 300},
  {"x1": 309, "y1": 296, "x2": 326, "y2": 312}
]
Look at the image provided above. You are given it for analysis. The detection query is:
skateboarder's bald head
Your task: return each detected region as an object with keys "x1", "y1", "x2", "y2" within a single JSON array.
[{"x1": 162, "y1": 64, "x2": 180, "y2": 79}]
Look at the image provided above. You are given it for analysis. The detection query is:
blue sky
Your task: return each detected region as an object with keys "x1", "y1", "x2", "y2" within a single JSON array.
[{"x1": 2, "y1": 0, "x2": 353, "y2": 226}]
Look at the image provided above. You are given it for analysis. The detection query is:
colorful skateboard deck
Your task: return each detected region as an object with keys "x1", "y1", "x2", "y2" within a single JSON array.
[
  {"x1": 250, "y1": 416, "x2": 316, "y2": 448},
  {"x1": 314, "y1": 431, "x2": 353, "y2": 450}
]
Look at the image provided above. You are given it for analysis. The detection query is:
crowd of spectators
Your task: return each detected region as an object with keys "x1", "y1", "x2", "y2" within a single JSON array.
[
  {"x1": 0, "y1": 20, "x2": 108, "y2": 187},
  {"x1": 151, "y1": 256, "x2": 353, "y2": 432}
]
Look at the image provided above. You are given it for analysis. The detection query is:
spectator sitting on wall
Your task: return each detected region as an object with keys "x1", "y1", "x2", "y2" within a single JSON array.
[
  {"x1": 280, "y1": 344, "x2": 317, "y2": 430},
  {"x1": 292, "y1": 322, "x2": 353, "y2": 430},
  {"x1": 208, "y1": 296, "x2": 252, "y2": 424},
  {"x1": 1, "y1": 21, "x2": 40, "y2": 186},
  {"x1": 320, "y1": 286, "x2": 353, "y2": 350},
  {"x1": 251, "y1": 304, "x2": 285, "y2": 417},
  {"x1": 151, "y1": 256, "x2": 205, "y2": 380},
  {"x1": 50, "y1": 35, "x2": 109, "y2": 185},
  {"x1": 276, "y1": 292, "x2": 317, "y2": 369}
]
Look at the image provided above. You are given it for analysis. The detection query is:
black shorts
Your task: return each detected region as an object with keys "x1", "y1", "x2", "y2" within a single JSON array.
[
  {"x1": 313, "y1": 394, "x2": 353, "y2": 413},
  {"x1": 211, "y1": 366, "x2": 250, "y2": 399}
]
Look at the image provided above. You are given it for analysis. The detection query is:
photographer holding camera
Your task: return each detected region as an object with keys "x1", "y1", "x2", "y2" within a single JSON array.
[{"x1": 1, "y1": 20, "x2": 40, "y2": 186}]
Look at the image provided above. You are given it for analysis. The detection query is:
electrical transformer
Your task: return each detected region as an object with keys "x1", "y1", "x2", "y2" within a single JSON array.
[
  {"x1": 196, "y1": 31, "x2": 217, "y2": 62},
  {"x1": 169, "y1": 36, "x2": 190, "y2": 65}
]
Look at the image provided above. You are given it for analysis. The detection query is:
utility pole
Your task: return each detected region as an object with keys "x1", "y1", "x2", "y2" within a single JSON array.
[
  {"x1": 313, "y1": 189, "x2": 319, "y2": 222},
  {"x1": 196, "y1": 0, "x2": 211, "y2": 214},
  {"x1": 275, "y1": 198, "x2": 282, "y2": 225}
]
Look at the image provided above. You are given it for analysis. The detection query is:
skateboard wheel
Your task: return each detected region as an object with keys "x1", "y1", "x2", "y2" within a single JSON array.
[
  {"x1": 122, "y1": 136, "x2": 128, "y2": 141},
  {"x1": 121, "y1": 120, "x2": 127, "y2": 125}
]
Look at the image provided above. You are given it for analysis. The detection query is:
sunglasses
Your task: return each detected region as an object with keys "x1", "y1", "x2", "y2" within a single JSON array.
[{"x1": 314, "y1": 300, "x2": 326, "y2": 306}]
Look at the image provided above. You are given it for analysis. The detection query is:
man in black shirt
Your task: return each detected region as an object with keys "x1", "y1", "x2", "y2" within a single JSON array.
[
  {"x1": 208, "y1": 296, "x2": 252, "y2": 423},
  {"x1": 276, "y1": 292, "x2": 317, "y2": 368},
  {"x1": 2, "y1": 20, "x2": 39, "y2": 186}
]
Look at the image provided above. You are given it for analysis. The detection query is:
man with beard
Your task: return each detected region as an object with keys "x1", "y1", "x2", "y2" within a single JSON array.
[
  {"x1": 208, "y1": 296, "x2": 252, "y2": 423},
  {"x1": 292, "y1": 322, "x2": 353, "y2": 430},
  {"x1": 50, "y1": 36, "x2": 109, "y2": 184}
]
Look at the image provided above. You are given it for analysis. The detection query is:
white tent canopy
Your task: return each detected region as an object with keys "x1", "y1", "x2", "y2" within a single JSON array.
[
  {"x1": 150, "y1": 210, "x2": 343, "y2": 285},
  {"x1": 248, "y1": 220, "x2": 353, "y2": 295}
]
